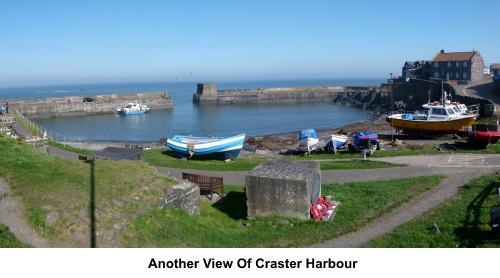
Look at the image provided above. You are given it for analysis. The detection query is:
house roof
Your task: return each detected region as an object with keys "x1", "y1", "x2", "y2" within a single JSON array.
[
  {"x1": 491, "y1": 64, "x2": 500, "y2": 69},
  {"x1": 432, "y1": 51, "x2": 476, "y2": 62}
]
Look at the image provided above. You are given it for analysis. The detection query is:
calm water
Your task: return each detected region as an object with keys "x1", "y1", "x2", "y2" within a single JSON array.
[{"x1": 0, "y1": 78, "x2": 384, "y2": 143}]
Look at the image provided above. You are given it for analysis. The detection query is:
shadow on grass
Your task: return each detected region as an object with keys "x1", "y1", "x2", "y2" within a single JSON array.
[
  {"x1": 453, "y1": 179, "x2": 500, "y2": 247},
  {"x1": 161, "y1": 150, "x2": 184, "y2": 159},
  {"x1": 212, "y1": 191, "x2": 248, "y2": 220}
]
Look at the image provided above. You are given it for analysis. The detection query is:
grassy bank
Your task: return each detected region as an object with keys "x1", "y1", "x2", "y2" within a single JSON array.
[
  {"x1": 143, "y1": 143, "x2": 500, "y2": 171},
  {"x1": 364, "y1": 173, "x2": 500, "y2": 248},
  {"x1": 0, "y1": 135, "x2": 442, "y2": 247},
  {"x1": 2, "y1": 134, "x2": 499, "y2": 247}
]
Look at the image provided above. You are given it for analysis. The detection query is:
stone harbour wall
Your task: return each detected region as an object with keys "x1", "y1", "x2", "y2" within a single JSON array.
[
  {"x1": 8, "y1": 92, "x2": 173, "y2": 118},
  {"x1": 193, "y1": 83, "x2": 362, "y2": 104}
]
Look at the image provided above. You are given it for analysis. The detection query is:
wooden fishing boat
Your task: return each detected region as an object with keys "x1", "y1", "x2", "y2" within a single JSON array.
[{"x1": 166, "y1": 133, "x2": 245, "y2": 160}]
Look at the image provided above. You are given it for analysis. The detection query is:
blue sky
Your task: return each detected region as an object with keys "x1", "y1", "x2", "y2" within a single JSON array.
[{"x1": 1, "y1": 0, "x2": 499, "y2": 87}]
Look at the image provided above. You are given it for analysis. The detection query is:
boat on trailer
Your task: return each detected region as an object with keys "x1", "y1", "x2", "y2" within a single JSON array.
[{"x1": 166, "y1": 133, "x2": 246, "y2": 160}]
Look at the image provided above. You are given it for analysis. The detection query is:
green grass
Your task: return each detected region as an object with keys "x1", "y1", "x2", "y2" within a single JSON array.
[
  {"x1": 0, "y1": 135, "x2": 177, "y2": 247},
  {"x1": 144, "y1": 142, "x2": 500, "y2": 171},
  {"x1": 145, "y1": 149, "x2": 266, "y2": 171},
  {"x1": 2, "y1": 131, "x2": 500, "y2": 248},
  {"x1": 49, "y1": 140, "x2": 95, "y2": 155},
  {"x1": 0, "y1": 224, "x2": 31, "y2": 248},
  {"x1": 144, "y1": 149, "x2": 406, "y2": 171},
  {"x1": 121, "y1": 176, "x2": 443, "y2": 247},
  {"x1": 364, "y1": 173, "x2": 500, "y2": 248}
]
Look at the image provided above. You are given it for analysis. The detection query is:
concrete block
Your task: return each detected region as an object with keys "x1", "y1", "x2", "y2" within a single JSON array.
[{"x1": 245, "y1": 160, "x2": 321, "y2": 220}]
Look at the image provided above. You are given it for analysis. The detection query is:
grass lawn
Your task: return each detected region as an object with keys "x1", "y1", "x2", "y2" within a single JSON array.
[
  {"x1": 120, "y1": 176, "x2": 443, "y2": 247},
  {"x1": 2, "y1": 133, "x2": 500, "y2": 248},
  {"x1": 363, "y1": 173, "x2": 500, "y2": 248}
]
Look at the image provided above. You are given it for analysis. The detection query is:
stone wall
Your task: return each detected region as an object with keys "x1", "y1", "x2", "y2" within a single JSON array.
[
  {"x1": 9, "y1": 92, "x2": 173, "y2": 118},
  {"x1": 157, "y1": 180, "x2": 200, "y2": 215},
  {"x1": 193, "y1": 83, "x2": 350, "y2": 104}
]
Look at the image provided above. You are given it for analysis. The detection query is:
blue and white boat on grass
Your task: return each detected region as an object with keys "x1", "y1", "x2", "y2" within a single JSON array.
[
  {"x1": 166, "y1": 133, "x2": 246, "y2": 160},
  {"x1": 323, "y1": 134, "x2": 348, "y2": 151}
]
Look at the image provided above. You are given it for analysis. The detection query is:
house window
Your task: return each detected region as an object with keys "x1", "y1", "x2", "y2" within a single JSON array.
[
  {"x1": 463, "y1": 72, "x2": 467, "y2": 79},
  {"x1": 434, "y1": 72, "x2": 440, "y2": 78},
  {"x1": 434, "y1": 62, "x2": 439, "y2": 67},
  {"x1": 463, "y1": 61, "x2": 467, "y2": 67},
  {"x1": 447, "y1": 62, "x2": 451, "y2": 67},
  {"x1": 456, "y1": 62, "x2": 460, "y2": 67},
  {"x1": 456, "y1": 72, "x2": 459, "y2": 79}
]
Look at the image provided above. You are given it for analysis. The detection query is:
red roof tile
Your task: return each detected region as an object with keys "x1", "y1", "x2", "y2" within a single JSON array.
[{"x1": 432, "y1": 51, "x2": 476, "y2": 62}]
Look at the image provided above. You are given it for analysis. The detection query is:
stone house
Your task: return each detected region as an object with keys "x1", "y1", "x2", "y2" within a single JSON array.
[
  {"x1": 402, "y1": 60, "x2": 431, "y2": 80},
  {"x1": 430, "y1": 49, "x2": 485, "y2": 83}
]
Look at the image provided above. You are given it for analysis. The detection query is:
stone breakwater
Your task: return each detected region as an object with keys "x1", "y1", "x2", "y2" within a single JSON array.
[
  {"x1": 192, "y1": 83, "x2": 385, "y2": 106},
  {"x1": 9, "y1": 92, "x2": 173, "y2": 118},
  {"x1": 192, "y1": 80, "x2": 497, "y2": 118}
]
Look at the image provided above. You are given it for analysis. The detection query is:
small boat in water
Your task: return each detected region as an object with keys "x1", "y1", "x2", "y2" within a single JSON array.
[
  {"x1": 117, "y1": 102, "x2": 150, "y2": 115},
  {"x1": 386, "y1": 100, "x2": 478, "y2": 134},
  {"x1": 457, "y1": 130, "x2": 500, "y2": 148},
  {"x1": 298, "y1": 129, "x2": 320, "y2": 153},
  {"x1": 323, "y1": 134, "x2": 348, "y2": 151},
  {"x1": 166, "y1": 133, "x2": 246, "y2": 160}
]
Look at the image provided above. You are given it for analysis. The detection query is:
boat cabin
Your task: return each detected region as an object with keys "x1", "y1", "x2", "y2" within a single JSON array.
[{"x1": 421, "y1": 100, "x2": 472, "y2": 121}]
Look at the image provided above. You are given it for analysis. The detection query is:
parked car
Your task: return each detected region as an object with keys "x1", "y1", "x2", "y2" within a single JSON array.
[{"x1": 83, "y1": 97, "x2": 95, "y2": 102}]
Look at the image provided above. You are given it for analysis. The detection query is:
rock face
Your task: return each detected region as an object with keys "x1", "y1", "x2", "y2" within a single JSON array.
[{"x1": 245, "y1": 160, "x2": 321, "y2": 220}]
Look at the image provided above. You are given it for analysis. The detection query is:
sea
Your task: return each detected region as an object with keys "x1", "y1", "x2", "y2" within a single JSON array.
[{"x1": 0, "y1": 78, "x2": 385, "y2": 143}]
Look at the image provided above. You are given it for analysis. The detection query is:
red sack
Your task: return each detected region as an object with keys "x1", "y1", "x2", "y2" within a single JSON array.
[{"x1": 310, "y1": 204, "x2": 323, "y2": 221}]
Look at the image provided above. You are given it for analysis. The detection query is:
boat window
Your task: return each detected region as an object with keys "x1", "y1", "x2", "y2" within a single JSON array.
[
  {"x1": 452, "y1": 106, "x2": 460, "y2": 113},
  {"x1": 431, "y1": 108, "x2": 446, "y2": 115},
  {"x1": 447, "y1": 108, "x2": 455, "y2": 115}
]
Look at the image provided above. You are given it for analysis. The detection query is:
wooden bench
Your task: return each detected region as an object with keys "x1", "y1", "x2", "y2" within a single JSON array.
[{"x1": 182, "y1": 172, "x2": 224, "y2": 200}]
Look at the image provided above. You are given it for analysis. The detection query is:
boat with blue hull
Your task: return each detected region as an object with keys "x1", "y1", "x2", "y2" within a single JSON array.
[
  {"x1": 323, "y1": 134, "x2": 348, "y2": 151},
  {"x1": 117, "y1": 102, "x2": 150, "y2": 115},
  {"x1": 166, "y1": 133, "x2": 246, "y2": 160},
  {"x1": 352, "y1": 131, "x2": 378, "y2": 148},
  {"x1": 298, "y1": 129, "x2": 320, "y2": 153}
]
